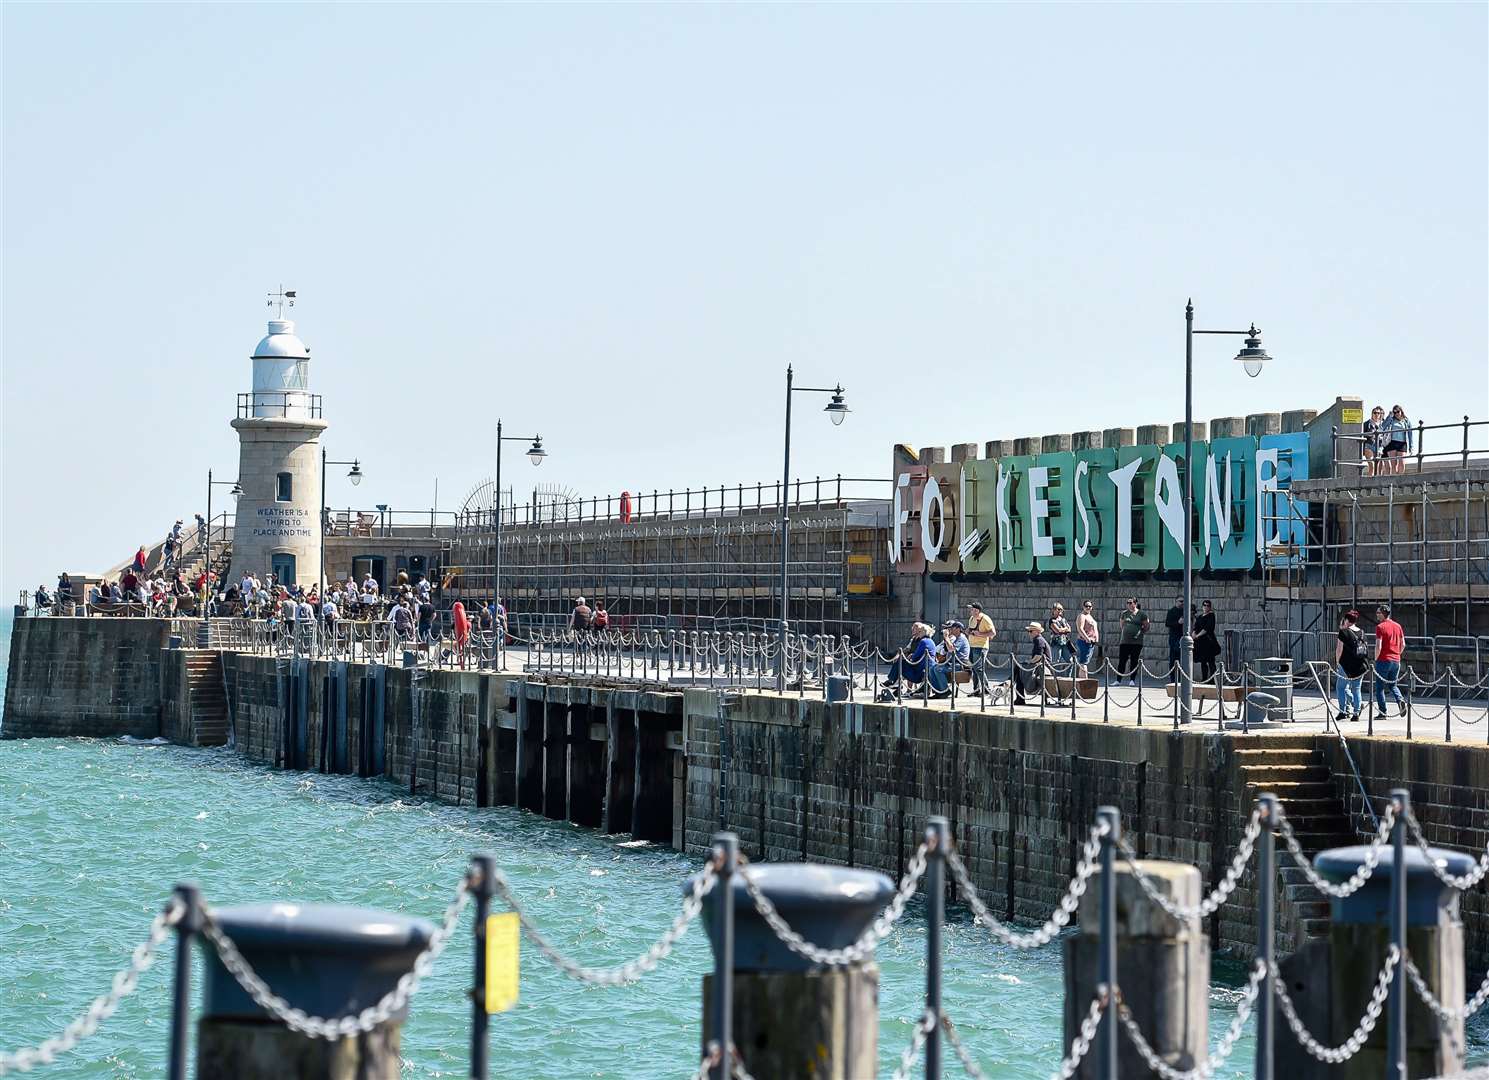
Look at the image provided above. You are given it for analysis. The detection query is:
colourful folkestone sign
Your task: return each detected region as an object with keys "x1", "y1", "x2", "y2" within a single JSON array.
[{"x1": 890, "y1": 433, "x2": 1308, "y2": 575}]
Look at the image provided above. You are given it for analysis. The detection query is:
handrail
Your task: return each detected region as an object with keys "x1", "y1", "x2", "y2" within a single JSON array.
[{"x1": 1331, "y1": 415, "x2": 1488, "y2": 476}]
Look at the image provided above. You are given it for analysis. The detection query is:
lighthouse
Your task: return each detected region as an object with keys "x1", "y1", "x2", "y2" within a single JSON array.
[{"x1": 230, "y1": 292, "x2": 327, "y2": 588}]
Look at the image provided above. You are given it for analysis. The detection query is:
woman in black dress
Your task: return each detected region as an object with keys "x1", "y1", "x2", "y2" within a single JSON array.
[{"x1": 1193, "y1": 600, "x2": 1221, "y2": 682}]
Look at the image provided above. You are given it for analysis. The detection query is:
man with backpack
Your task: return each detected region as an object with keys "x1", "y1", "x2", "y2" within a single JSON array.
[{"x1": 1335, "y1": 609, "x2": 1368, "y2": 722}]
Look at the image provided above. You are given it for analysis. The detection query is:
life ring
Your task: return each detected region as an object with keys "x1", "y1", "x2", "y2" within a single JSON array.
[{"x1": 619, "y1": 490, "x2": 632, "y2": 524}]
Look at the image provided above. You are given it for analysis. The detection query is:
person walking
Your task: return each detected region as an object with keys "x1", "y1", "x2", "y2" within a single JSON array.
[
  {"x1": 1117, "y1": 598, "x2": 1149, "y2": 686},
  {"x1": 965, "y1": 601, "x2": 997, "y2": 693},
  {"x1": 1335, "y1": 610, "x2": 1368, "y2": 722},
  {"x1": 1074, "y1": 600, "x2": 1099, "y2": 678},
  {"x1": 1193, "y1": 600, "x2": 1221, "y2": 683},
  {"x1": 1372, "y1": 604, "x2": 1407, "y2": 717},
  {"x1": 1164, "y1": 595, "x2": 1185, "y2": 675}
]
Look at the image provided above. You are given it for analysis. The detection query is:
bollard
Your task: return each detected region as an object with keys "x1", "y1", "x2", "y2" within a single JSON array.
[
  {"x1": 692, "y1": 859, "x2": 893, "y2": 1079},
  {"x1": 197, "y1": 903, "x2": 435, "y2": 1079},
  {"x1": 1063, "y1": 840, "x2": 1210, "y2": 1078},
  {"x1": 168, "y1": 883, "x2": 204, "y2": 1080},
  {"x1": 925, "y1": 817, "x2": 949, "y2": 1079},
  {"x1": 1304, "y1": 808, "x2": 1477, "y2": 1080}
]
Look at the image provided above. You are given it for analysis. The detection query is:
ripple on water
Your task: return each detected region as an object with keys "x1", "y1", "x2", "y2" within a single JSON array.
[{"x1": 2, "y1": 738, "x2": 1486, "y2": 1077}]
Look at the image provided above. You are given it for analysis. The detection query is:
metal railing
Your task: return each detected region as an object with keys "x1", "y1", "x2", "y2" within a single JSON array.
[
  {"x1": 1332, "y1": 415, "x2": 1489, "y2": 477},
  {"x1": 236, "y1": 391, "x2": 322, "y2": 419}
]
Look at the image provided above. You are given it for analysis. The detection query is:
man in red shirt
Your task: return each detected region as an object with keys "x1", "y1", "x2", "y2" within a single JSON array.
[{"x1": 1372, "y1": 605, "x2": 1407, "y2": 717}]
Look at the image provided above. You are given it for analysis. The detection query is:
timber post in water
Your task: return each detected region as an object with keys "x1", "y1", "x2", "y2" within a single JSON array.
[
  {"x1": 698, "y1": 860, "x2": 892, "y2": 1080},
  {"x1": 196, "y1": 903, "x2": 433, "y2": 1079}
]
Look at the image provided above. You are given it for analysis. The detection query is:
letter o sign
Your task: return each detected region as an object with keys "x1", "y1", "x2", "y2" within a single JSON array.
[{"x1": 921, "y1": 476, "x2": 946, "y2": 559}]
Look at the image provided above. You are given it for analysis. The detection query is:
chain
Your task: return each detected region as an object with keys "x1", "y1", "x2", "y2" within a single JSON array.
[
  {"x1": 0, "y1": 899, "x2": 183, "y2": 1075},
  {"x1": 1050, "y1": 987, "x2": 1108, "y2": 1080},
  {"x1": 1118, "y1": 811, "x2": 1261, "y2": 921},
  {"x1": 200, "y1": 876, "x2": 470, "y2": 1040},
  {"x1": 689, "y1": 1041, "x2": 722, "y2": 1080},
  {"x1": 890, "y1": 1010, "x2": 940, "y2": 1080},
  {"x1": 1115, "y1": 960, "x2": 1264, "y2": 1079},
  {"x1": 1271, "y1": 944, "x2": 1399, "y2": 1063},
  {"x1": 939, "y1": 1010, "x2": 985, "y2": 1078},
  {"x1": 1406, "y1": 952, "x2": 1489, "y2": 1022},
  {"x1": 1406, "y1": 808, "x2": 1489, "y2": 891},
  {"x1": 946, "y1": 823, "x2": 1108, "y2": 950},
  {"x1": 729, "y1": 1044, "x2": 757, "y2": 1080},
  {"x1": 737, "y1": 844, "x2": 927, "y2": 967},
  {"x1": 1277, "y1": 804, "x2": 1396, "y2": 899},
  {"x1": 491, "y1": 861, "x2": 715, "y2": 984}
]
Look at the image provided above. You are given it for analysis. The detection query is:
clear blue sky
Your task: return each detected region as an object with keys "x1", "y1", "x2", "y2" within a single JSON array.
[{"x1": 3, "y1": 3, "x2": 1485, "y2": 593}]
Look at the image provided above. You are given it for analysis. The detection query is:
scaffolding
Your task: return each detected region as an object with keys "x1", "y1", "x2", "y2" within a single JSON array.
[{"x1": 447, "y1": 477, "x2": 893, "y2": 640}]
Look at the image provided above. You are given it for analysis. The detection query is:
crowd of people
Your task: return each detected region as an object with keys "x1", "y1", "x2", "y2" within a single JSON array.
[
  {"x1": 1360, "y1": 404, "x2": 1414, "y2": 476},
  {"x1": 874, "y1": 595, "x2": 1232, "y2": 703}
]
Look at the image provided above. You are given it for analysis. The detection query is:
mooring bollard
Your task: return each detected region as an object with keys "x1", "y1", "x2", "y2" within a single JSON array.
[
  {"x1": 197, "y1": 903, "x2": 435, "y2": 1079},
  {"x1": 692, "y1": 849, "x2": 892, "y2": 1079},
  {"x1": 1063, "y1": 816, "x2": 1210, "y2": 1079},
  {"x1": 1307, "y1": 789, "x2": 1476, "y2": 1080}
]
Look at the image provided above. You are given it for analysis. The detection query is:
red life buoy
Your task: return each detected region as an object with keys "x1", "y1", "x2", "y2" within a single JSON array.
[{"x1": 619, "y1": 490, "x2": 632, "y2": 524}]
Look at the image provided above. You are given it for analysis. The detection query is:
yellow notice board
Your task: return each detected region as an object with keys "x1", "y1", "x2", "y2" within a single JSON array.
[
  {"x1": 485, "y1": 913, "x2": 520, "y2": 1013},
  {"x1": 1341, "y1": 407, "x2": 1364, "y2": 424}
]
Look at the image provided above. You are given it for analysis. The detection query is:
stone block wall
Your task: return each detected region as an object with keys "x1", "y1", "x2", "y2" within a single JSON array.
[{"x1": 2, "y1": 616, "x2": 169, "y2": 739}]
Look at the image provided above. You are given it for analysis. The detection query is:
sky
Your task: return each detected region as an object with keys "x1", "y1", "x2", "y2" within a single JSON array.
[{"x1": 3, "y1": 2, "x2": 1486, "y2": 594}]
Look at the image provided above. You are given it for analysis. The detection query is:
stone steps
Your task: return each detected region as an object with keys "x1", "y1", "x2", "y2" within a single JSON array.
[{"x1": 183, "y1": 650, "x2": 229, "y2": 747}]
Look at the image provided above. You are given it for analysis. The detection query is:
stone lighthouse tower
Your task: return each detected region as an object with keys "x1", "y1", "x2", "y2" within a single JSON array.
[{"x1": 230, "y1": 293, "x2": 327, "y2": 587}]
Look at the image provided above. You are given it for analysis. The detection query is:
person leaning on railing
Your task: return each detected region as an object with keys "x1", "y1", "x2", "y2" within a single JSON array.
[{"x1": 1380, "y1": 404, "x2": 1413, "y2": 475}]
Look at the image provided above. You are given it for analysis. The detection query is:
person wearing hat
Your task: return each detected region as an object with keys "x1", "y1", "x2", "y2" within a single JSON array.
[
  {"x1": 930, "y1": 620, "x2": 971, "y2": 698},
  {"x1": 965, "y1": 602, "x2": 997, "y2": 693},
  {"x1": 1014, "y1": 621, "x2": 1052, "y2": 706}
]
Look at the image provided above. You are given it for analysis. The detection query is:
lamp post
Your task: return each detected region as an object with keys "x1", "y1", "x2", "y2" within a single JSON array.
[
  {"x1": 320, "y1": 449, "x2": 363, "y2": 596},
  {"x1": 777, "y1": 366, "x2": 850, "y2": 692},
  {"x1": 493, "y1": 419, "x2": 547, "y2": 667},
  {"x1": 205, "y1": 469, "x2": 242, "y2": 600},
  {"x1": 1181, "y1": 301, "x2": 1270, "y2": 723}
]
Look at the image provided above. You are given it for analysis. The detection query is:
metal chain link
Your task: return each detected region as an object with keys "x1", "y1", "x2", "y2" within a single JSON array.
[
  {"x1": 491, "y1": 861, "x2": 715, "y2": 984},
  {"x1": 1050, "y1": 987, "x2": 1108, "y2": 1080},
  {"x1": 729, "y1": 1044, "x2": 757, "y2": 1080},
  {"x1": 689, "y1": 1041, "x2": 722, "y2": 1080},
  {"x1": 1406, "y1": 808, "x2": 1489, "y2": 891},
  {"x1": 200, "y1": 876, "x2": 471, "y2": 1040},
  {"x1": 946, "y1": 823, "x2": 1108, "y2": 949},
  {"x1": 1118, "y1": 811, "x2": 1262, "y2": 921},
  {"x1": 0, "y1": 899, "x2": 183, "y2": 1075},
  {"x1": 890, "y1": 1009, "x2": 940, "y2": 1080},
  {"x1": 1277, "y1": 804, "x2": 1396, "y2": 899},
  {"x1": 1115, "y1": 960, "x2": 1264, "y2": 1080},
  {"x1": 1271, "y1": 945, "x2": 1399, "y2": 1063},
  {"x1": 940, "y1": 1010, "x2": 985, "y2": 1078},
  {"x1": 1406, "y1": 952, "x2": 1489, "y2": 1022},
  {"x1": 737, "y1": 844, "x2": 928, "y2": 967}
]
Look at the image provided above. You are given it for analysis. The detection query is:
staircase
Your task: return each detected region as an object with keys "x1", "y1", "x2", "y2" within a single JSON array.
[
  {"x1": 183, "y1": 650, "x2": 230, "y2": 747},
  {"x1": 1235, "y1": 746, "x2": 1356, "y2": 944}
]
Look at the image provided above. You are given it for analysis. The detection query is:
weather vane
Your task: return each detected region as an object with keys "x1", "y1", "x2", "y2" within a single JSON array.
[{"x1": 266, "y1": 285, "x2": 297, "y2": 319}]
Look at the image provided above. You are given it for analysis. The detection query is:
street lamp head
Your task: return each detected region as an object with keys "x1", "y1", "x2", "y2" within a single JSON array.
[
  {"x1": 1235, "y1": 325, "x2": 1270, "y2": 379},
  {"x1": 347, "y1": 460, "x2": 363, "y2": 486},
  {"x1": 527, "y1": 437, "x2": 547, "y2": 466},
  {"x1": 229, "y1": 482, "x2": 243, "y2": 502},
  {"x1": 824, "y1": 386, "x2": 850, "y2": 426}
]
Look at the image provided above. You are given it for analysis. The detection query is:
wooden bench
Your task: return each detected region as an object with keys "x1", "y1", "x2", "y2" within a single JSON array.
[
  {"x1": 1164, "y1": 682, "x2": 1245, "y2": 703},
  {"x1": 1047, "y1": 676, "x2": 1100, "y2": 702}
]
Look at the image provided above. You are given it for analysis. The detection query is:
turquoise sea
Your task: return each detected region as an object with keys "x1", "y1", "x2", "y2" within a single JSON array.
[{"x1": 1, "y1": 611, "x2": 1483, "y2": 1077}]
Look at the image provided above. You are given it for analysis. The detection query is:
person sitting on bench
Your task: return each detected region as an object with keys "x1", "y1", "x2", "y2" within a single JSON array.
[
  {"x1": 930, "y1": 620, "x2": 971, "y2": 699},
  {"x1": 878, "y1": 622, "x2": 946, "y2": 700},
  {"x1": 1014, "y1": 622, "x2": 1053, "y2": 705}
]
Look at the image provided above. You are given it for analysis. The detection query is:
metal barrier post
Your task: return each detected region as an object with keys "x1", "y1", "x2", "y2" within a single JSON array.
[
  {"x1": 470, "y1": 853, "x2": 496, "y2": 1080},
  {"x1": 167, "y1": 883, "x2": 203, "y2": 1080},
  {"x1": 1445, "y1": 675, "x2": 1453, "y2": 742},
  {"x1": 711, "y1": 832, "x2": 738, "y2": 1080},
  {"x1": 925, "y1": 817, "x2": 949, "y2": 1080},
  {"x1": 1255, "y1": 794, "x2": 1278, "y2": 1080},
  {"x1": 1096, "y1": 806, "x2": 1120, "y2": 1080},
  {"x1": 1387, "y1": 788, "x2": 1408, "y2": 1080}
]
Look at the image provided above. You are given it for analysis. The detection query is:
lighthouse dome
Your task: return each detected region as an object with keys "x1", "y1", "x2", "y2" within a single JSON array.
[{"x1": 252, "y1": 320, "x2": 310, "y2": 360}]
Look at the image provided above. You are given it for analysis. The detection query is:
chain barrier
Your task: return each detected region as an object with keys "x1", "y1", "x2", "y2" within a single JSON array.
[
  {"x1": 489, "y1": 861, "x2": 716, "y2": 984},
  {"x1": 737, "y1": 844, "x2": 928, "y2": 967},
  {"x1": 689, "y1": 1041, "x2": 722, "y2": 1080},
  {"x1": 1277, "y1": 803, "x2": 1396, "y2": 898},
  {"x1": 889, "y1": 1009, "x2": 940, "y2": 1080},
  {"x1": 944, "y1": 824, "x2": 1107, "y2": 949},
  {"x1": 1050, "y1": 988, "x2": 1108, "y2": 1080},
  {"x1": 1115, "y1": 960, "x2": 1265, "y2": 1080},
  {"x1": 1407, "y1": 808, "x2": 1489, "y2": 891},
  {"x1": 1117, "y1": 810, "x2": 1262, "y2": 921},
  {"x1": 728, "y1": 1044, "x2": 757, "y2": 1080},
  {"x1": 1406, "y1": 952, "x2": 1489, "y2": 1022},
  {"x1": 1270, "y1": 944, "x2": 1399, "y2": 1063},
  {"x1": 0, "y1": 899, "x2": 183, "y2": 1075},
  {"x1": 200, "y1": 875, "x2": 471, "y2": 1040},
  {"x1": 939, "y1": 1010, "x2": 986, "y2": 1078}
]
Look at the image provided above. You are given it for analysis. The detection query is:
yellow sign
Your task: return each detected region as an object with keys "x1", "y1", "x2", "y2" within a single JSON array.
[
  {"x1": 846, "y1": 554, "x2": 874, "y2": 594},
  {"x1": 1341, "y1": 408, "x2": 1364, "y2": 424},
  {"x1": 484, "y1": 913, "x2": 519, "y2": 1013}
]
